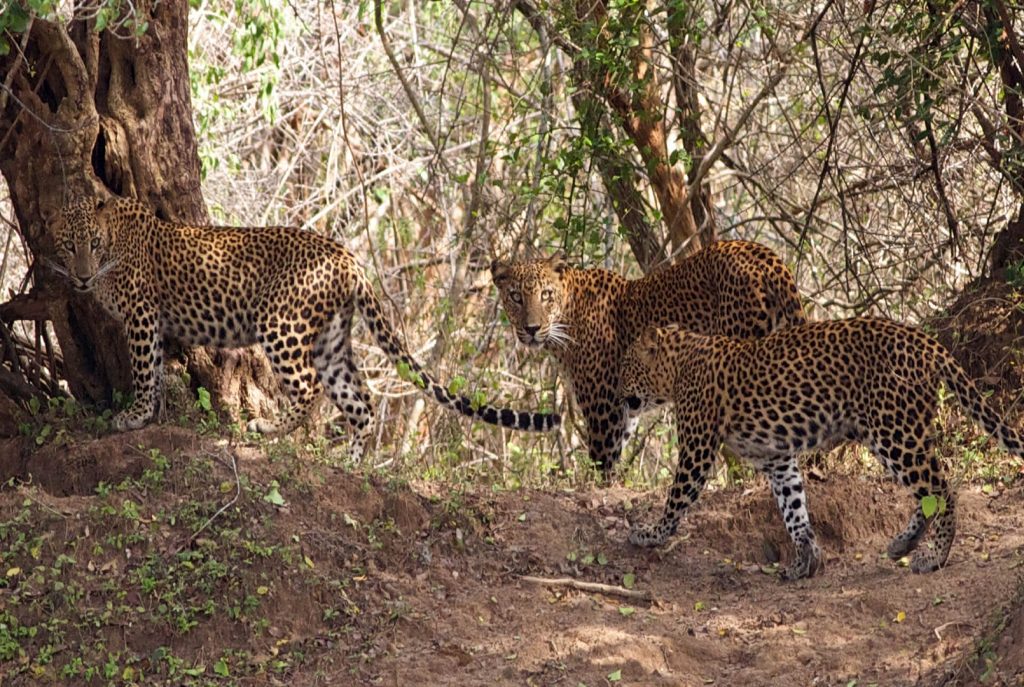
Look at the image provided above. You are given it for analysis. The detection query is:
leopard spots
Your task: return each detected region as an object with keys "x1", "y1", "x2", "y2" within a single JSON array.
[
  {"x1": 620, "y1": 318, "x2": 1024, "y2": 579},
  {"x1": 53, "y1": 197, "x2": 559, "y2": 452},
  {"x1": 492, "y1": 243, "x2": 805, "y2": 477}
]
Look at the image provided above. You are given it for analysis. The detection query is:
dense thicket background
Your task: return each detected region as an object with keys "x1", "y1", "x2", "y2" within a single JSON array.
[
  {"x1": 2, "y1": 4, "x2": 1024, "y2": 683},
  {"x1": 1, "y1": 0, "x2": 1022, "y2": 482}
]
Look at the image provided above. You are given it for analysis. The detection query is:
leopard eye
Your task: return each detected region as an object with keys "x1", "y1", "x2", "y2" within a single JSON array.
[
  {"x1": 90, "y1": 236, "x2": 101, "y2": 250},
  {"x1": 541, "y1": 289, "x2": 553, "y2": 302},
  {"x1": 510, "y1": 291, "x2": 523, "y2": 305},
  {"x1": 62, "y1": 240, "x2": 75, "y2": 253}
]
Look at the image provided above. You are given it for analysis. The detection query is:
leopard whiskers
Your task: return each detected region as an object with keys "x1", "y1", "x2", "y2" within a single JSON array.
[
  {"x1": 43, "y1": 258, "x2": 70, "y2": 279},
  {"x1": 43, "y1": 257, "x2": 119, "y2": 292},
  {"x1": 546, "y1": 322, "x2": 575, "y2": 349},
  {"x1": 90, "y1": 258, "x2": 120, "y2": 283}
]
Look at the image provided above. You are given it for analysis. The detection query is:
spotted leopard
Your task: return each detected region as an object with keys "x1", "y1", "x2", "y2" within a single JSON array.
[
  {"x1": 52, "y1": 196, "x2": 558, "y2": 453},
  {"x1": 491, "y1": 242, "x2": 806, "y2": 476},
  {"x1": 619, "y1": 318, "x2": 1024, "y2": 579}
]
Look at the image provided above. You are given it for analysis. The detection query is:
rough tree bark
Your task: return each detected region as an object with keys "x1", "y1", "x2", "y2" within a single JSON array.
[{"x1": 0, "y1": 1, "x2": 277, "y2": 425}]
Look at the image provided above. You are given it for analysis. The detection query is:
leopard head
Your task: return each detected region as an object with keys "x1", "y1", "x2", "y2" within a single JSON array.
[
  {"x1": 491, "y1": 252, "x2": 571, "y2": 349},
  {"x1": 620, "y1": 325, "x2": 679, "y2": 412},
  {"x1": 52, "y1": 197, "x2": 118, "y2": 293}
]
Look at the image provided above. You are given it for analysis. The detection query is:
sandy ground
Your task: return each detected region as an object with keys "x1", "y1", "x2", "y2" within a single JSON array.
[{"x1": 2, "y1": 427, "x2": 1023, "y2": 686}]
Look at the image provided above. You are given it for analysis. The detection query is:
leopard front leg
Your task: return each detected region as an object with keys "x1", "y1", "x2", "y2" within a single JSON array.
[
  {"x1": 582, "y1": 398, "x2": 629, "y2": 480},
  {"x1": 630, "y1": 410, "x2": 720, "y2": 547},
  {"x1": 112, "y1": 307, "x2": 164, "y2": 431}
]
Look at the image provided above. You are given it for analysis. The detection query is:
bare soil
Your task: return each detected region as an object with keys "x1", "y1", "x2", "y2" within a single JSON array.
[{"x1": 2, "y1": 427, "x2": 1024, "y2": 686}]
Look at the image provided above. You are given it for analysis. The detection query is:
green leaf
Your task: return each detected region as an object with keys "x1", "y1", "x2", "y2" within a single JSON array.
[
  {"x1": 920, "y1": 495, "x2": 946, "y2": 518},
  {"x1": 214, "y1": 659, "x2": 229, "y2": 677},
  {"x1": 195, "y1": 386, "x2": 213, "y2": 412},
  {"x1": 27, "y1": 0, "x2": 56, "y2": 13},
  {"x1": 607, "y1": 669, "x2": 622, "y2": 682},
  {"x1": 7, "y1": 4, "x2": 30, "y2": 33},
  {"x1": 447, "y1": 375, "x2": 466, "y2": 396},
  {"x1": 622, "y1": 573, "x2": 636, "y2": 589},
  {"x1": 0, "y1": 37, "x2": 9, "y2": 56},
  {"x1": 470, "y1": 390, "x2": 487, "y2": 412},
  {"x1": 94, "y1": 8, "x2": 108, "y2": 32},
  {"x1": 263, "y1": 480, "x2": 286, "y2": 506},
  {"x1": 396, "y1": 361, "x2": 425, "y2": 389},
  {"x1": 618, "y1": 606, "x2": 635, "y2": 617}
]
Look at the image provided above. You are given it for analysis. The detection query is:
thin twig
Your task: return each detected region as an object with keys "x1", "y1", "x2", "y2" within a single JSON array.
[
  {"x1": 178, "y1": 449, "x2": 241, "y2": 552},
  {"x1": 933, "y1": 620, "x2": 975, "y2": 641},
  {"x1": 373, "y1": 0, "x2": 445, "y2": 168},
  {"x1": 519, "y1": 575, "x2": 654, "y2": 601},
  {"x1": 689, "y1": 0, "x2": 839, "y2": 199}
]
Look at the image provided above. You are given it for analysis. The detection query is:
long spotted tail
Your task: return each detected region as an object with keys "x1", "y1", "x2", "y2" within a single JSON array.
[
  {"x1": 752, "y1": 244, "x2": 807, "y2": 332},
  {"x1": 940, "y1": 352, "x2": 1023, "y2": 456},
  {"x1": 353, "y1": 274, "x2": 559, "y2": 432}
]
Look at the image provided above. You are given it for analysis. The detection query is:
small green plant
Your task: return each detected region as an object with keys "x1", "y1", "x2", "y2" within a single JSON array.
[{"x1": 1006, "y1": 259, "x2": 1024, "y2": 290}]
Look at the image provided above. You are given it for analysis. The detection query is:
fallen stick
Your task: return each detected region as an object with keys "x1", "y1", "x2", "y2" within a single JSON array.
[
  {"x1": 933, "y1": 620, "x2": 975, "y2": 641},
  {"x1": 519, "y1": 575, "x2": 653, "y2": 601}
]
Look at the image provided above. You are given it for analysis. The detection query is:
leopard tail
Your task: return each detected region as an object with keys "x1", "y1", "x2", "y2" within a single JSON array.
[
  {"x1": 762, "y1": 260, "x2": 807, "y2": 331},
  {"x1": 940, "y1": 351, "x2": 1024, "y2": 457},
  {"x1": 352, "y1": 273, "x2": 559, "y2": 432}
]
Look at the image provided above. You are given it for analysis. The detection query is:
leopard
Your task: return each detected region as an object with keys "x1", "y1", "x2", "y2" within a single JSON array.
[
  {"x1": 51, "y1": 196, "x2": 559, "y2": 454},
  {"x1": 491, "y1": 241, "x2": 806, "y2": 477},
  {"x1": 619, "y1": 317, "x2": 1024, "y2": 579}
]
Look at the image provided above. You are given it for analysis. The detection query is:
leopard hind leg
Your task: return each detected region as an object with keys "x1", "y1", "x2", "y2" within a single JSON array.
[
  {"x1": 248, "y1": 323, "x2": 323, "y2": 436},
  {"x1": 313, "y1": 306, "x2": 374, "y2": 459},
  {"x1": 868, "y1": 421, "x2": 955, "y2": 573},
  {"x1": 761, "y1": 457, "x2": 822, "y2": 580}
]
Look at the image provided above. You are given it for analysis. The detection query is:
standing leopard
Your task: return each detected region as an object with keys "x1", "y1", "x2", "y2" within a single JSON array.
[
  {"x1": 52, "y1": 196, "x2": 558, "y2": 454},
  {"x1": 491, "y1": 242, "x2": 806, "y2": 476},
  {"x1": 619, "y1": 318, "x2": 1024, "y2": 579}
]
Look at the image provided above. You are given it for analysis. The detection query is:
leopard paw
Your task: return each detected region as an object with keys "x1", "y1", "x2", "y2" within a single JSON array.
[
  {"x1": 111, "y1": 410, "x2": 151, "y2": 432},
  {"x1": 781, "y1": 540, "x2": 823, "y2": 581},
  {"x1": 628, "y1": 523, "x2": 669, "y2": 548},
  {"x1": 910, "y1": 550, "x2": 945, "y2": 574},
  {"x1": 246, "y1": 418, "x2": 279, "y2": 435}
]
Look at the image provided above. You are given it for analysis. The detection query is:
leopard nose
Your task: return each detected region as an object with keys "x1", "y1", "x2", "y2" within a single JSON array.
[{"x1": 524, "y1": 324, "x2": 540, "y2": 337}]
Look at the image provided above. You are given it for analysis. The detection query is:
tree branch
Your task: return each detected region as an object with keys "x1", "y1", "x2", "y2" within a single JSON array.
[
  {"x1": 687, "y1": 0, "x2": 839, "y2": 200},
  {"x1": 374, "y1": 0, "x2": 445, "y2": 166}
]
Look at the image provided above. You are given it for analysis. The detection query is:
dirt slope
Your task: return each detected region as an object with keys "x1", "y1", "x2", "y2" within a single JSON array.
[{"x1": 1, "y1": 428, "x2": 1023, "y2": 686}]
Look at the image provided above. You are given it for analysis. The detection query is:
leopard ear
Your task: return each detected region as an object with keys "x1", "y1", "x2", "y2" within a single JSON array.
[
  {"x1": 490, "y1": 259, "x2": 510, "y2": 287},
  {"x1": 41, "y1": 203, "x2": 61, "y2": 226},
  {"x1": 547, "y1": 251, "x2": 568, "y2": 275},
  {"x1": 640, "y1": 327, "x2": 664, "y2": 357}
]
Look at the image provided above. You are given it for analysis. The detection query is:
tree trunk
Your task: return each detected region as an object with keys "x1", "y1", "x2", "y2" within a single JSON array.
[
  {"x1": 0, "y1": 1, "x2": 277, "y2": 424},
  {"x1": 516, "y1": 0, "x2": 713, "y2": 271}
]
